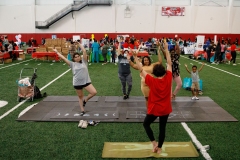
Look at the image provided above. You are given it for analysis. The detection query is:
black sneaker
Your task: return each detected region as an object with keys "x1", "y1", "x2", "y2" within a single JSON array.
[
  {"x1": 126, "y1": 95, "x2": 129, "y2": 99},
  {"x1": 83, "y1": 100, "x2": 86, "y2": 107},
  {"x1": 123, "y1": 95, "x2": 127, "y2": 100},
  {"x1": 80, "y1": 111, "x2": 85, "y2": 116}
]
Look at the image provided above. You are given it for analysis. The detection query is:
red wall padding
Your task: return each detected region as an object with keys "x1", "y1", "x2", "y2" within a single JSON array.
[{"x1": 1, "y1": 33, "x2": 240, "y2": 44}]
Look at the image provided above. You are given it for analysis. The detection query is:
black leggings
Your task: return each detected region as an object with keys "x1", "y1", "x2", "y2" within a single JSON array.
[
  {"x1": 143, "y1": 114, "x2": 169, "y2": 148},
  {"x1": 231, "y1": 51, "x2": 236, "y2": 63},
  {"x1": 102, "y1": 53, "x2": 107, "y2": 63}
]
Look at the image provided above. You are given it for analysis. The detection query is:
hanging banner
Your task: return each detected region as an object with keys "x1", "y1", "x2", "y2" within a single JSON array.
[
  {"x1": 196, "y1": 35, "x2": 205, "y2": 51},
  {"x1": 52, "y1": 35, "x2": 57, "y2": 39},
  {"x1": 81, "y1": 38, "x2": 90, "y2": 50},
  {"x1": 162, "y1": 7, "x2": 185, "y2": 16},
  {"x1": 214, "y1": 35, "x2": 217, "y2": 44},
  {"x1": 116, "y1": 35, "x2": 129, "y2": 41},
  {"x1": 73, "y1": 35, "x2": 80, "y2": 41}
]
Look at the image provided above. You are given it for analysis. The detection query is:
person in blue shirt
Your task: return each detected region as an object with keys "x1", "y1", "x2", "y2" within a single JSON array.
[{"x1": 91, "y1": 39, "x2": 100, "y2": 63}]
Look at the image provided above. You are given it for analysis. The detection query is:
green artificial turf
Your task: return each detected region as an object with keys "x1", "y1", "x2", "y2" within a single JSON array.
[{"x1": 0, "y1": 52, "x2": 239, "y2": 160}]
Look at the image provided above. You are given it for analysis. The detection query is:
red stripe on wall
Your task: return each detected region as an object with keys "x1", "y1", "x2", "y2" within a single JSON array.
[{"x1": 1, "y1": 33, "x2": 240, "y2": 44}]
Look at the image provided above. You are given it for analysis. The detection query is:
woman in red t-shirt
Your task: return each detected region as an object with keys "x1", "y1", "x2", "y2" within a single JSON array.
[
  {"x1": 230, "y1": 42, "x2": 237, "y2": 65},
  {"x1": 133, "y1": 41, "x2": 172, "y2": 154}
]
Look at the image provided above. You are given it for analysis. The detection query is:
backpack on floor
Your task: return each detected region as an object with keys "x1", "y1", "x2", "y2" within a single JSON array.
[{"x1": 34, "y1": 86, "x2": 47, "y2": 99}]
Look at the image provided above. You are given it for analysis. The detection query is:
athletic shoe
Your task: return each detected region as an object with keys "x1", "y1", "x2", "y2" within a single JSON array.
[
  {"x1": 191, "y1": 96, "x2": 195, "y2": 100},
  {"x1": 83, "y1": 100, "x2": 86, "y2": 107},
  {"x1": 195, "y1": 96, "x2": 199, "y2": 100},
  {"x1": 81, "y1": 120, "x2": 88, "y2": 129},
  {"x1": 228, "y1": 61, "x2": 230, "y2": 65},
  {"x1": 89, "y1": 63, "x2": 91, "y2": 66},
  {"x1": 123, "y1": 95, "x2": 127, "y2": 100},
  {"x1": 233, "y1": 63, "x2": 237, "y2": 66},
  {"x1": 80, "y1": 111, "x2": 85, "y2": 116},
  {"x1": 126, "y1": 95, "x2": 129, "y2": 99},
  {"x1": 78, "y1": 120, "x2": 84, "y2": 128},
  {"x1": 211, "y1": 62, "x2": 215, "y2": 64}
]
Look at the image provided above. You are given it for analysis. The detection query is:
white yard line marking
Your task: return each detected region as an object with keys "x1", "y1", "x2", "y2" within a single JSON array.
[
  {"x1": 181, "y1": 123, "x2": 212, "y2": 160},
  {"x1": 182, "y1": 56, "x2": 240, "y2": 78},
  {"x1": 18, "y1": 103, "x2": 38, "y2": 118},
  {"x1": 0, "y1": 101, "x2": 8, "y2": 108},
  {"x1": 0, "y1": 59, "x2": 32, "y2": 70},
  {"x1": 25, "y1": 63, "x2": 29, "y2": 65},
  {"x1": 0, "y1": 69, "x2": 71, "y2": 120},
  {"x1": 37, "y1": 63, "x2": 41, "y2": 65},
  {"x1": 50, "y1": 63, "x2": 54, "y2": 65}
]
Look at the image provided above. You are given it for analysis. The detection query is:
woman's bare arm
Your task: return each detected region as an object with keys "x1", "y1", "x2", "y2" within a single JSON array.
[
  {"x1": 133, "y1": 52, "x2": 147, "y2": 78},
  {"x1": 78, "y1": 43, "x2": 87, "y2": 62},
  {"x1": 53, "y1": 48, "x2": 71, "y2": 66},
  {"x1": 164, "y1": 42, "x2": 172, "y2": 72}
]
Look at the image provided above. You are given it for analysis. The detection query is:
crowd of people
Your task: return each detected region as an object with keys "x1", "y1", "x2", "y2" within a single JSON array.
[
  {"x1": 0, "y1": 36, "x2": 20, "y2": 60},
  {"x1": 53, "y1": 39, "x2": 174, "y2": 154},
  {"x1": 51, "y1": 37, "x2": 209, "y2": 154},
  {"x1": 1, "y1": 34, "x2": 238, "y2": 154},
  {"x1": 203, "y1": 38, "x2": 238, "y2": 65}
]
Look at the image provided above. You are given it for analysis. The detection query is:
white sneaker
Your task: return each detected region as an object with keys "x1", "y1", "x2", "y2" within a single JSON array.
[
  {"x1": 191, "y1": 96, "x2": 195, "y2": 100},
  {"x1": 81, "y1": 120, "x2": 88, "y2": 129},
  {"x1": 233, "y1": 63, "x2": 237, "y2": 66},
  {"x1": 211, "y1": 62, "x2": 215, "y2": 64},
  {"x1": 195, "y1": 96, "x2": 199, "y2": 100},
  {"x1": 78, "y1": 120, "x2": 84, "y2": 128},
  {"x1": 89, "y1": 63, "x2": 91, "y2": 66}
]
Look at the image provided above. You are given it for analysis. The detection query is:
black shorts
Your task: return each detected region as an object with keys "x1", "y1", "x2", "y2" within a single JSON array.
[{"x1": 74, "y1": 83, "x2": 91, "y2": 90}]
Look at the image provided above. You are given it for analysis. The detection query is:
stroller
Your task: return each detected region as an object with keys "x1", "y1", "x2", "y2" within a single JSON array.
[{"x1": 17, "y1": 68, "x2": 38, "y2": 102}]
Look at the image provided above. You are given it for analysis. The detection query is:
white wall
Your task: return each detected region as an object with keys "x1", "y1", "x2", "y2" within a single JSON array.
[
  {"x1": 0, "y1": 6, "x2": 35, "y2": 33},
  {"x1": 75, "y1": 6, "x2": 115, "y2": 33},
  {"x1": 0, "y1": 1, "x2": 240, "y2": 34},
  {"x1": 115, "y1": 5, "x2": 155, "y2": 33},
  {"x1": 231, "y1": 7, "x2": 240, "y2": 33},
  {"x1": 193, "y1": 6, "x2": 229, "y2": 33}
]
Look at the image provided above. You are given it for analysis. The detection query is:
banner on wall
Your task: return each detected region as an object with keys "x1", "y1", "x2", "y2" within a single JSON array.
[
  {"x1": 15, "y1": 34, "x2": 22, "y2": 46},
  {"x1": 116, "y1": 35, "x2": 129, "y2": 41},
  {"x1": 73, "y1": 35, "x2": 80, "y2": 41},
  {"x1": 52, "y1": 35, "x2": 57, "y2": 39},
  {"x1": 81, "y1": 38, "x2": 89, "y2": 50},
  {"x1": 214, "y1": 35, "x2": 217, "y2": 44},
  {"x1": 162, "y1": 7, "x2": 185, "y2": 16},
  {"x1": 196, "y1": 35, "x2": 205, "y2": 51}
]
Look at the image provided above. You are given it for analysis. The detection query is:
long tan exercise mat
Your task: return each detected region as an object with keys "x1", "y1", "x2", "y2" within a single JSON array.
[{"x1": 102, "y1": 141, "x2": 199, "y2": 158}]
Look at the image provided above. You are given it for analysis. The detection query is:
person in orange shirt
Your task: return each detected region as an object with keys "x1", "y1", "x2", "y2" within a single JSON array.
[{"x1": 133, "y1": 41, "x2": 172, "y2": 154}]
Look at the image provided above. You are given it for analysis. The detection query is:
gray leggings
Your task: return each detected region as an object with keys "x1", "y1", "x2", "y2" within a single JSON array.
[{"x1": 118, "y1": 73, "x2": 132, "y2": 95}]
